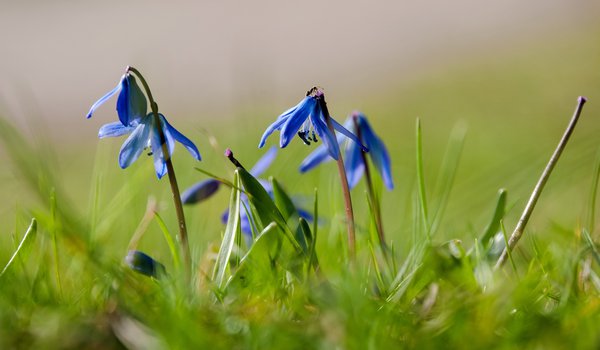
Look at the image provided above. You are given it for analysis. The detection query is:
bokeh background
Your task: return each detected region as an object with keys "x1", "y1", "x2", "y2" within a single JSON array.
[{"x1": 1, "y1": 0, "x2": 600, "y2": 255}]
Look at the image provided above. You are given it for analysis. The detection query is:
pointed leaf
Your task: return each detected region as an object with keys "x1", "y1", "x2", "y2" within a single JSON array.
[{"x1": 213, "y1": 171, "x2": 242, "y2": 288}]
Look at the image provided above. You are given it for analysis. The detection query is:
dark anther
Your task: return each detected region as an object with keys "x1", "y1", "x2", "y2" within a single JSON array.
[{"x1": 298, "y1": 131, "x2": 311, "y2": 145}]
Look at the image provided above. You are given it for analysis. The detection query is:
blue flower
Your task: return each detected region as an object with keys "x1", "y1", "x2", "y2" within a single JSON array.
[
  {"x1": 300, "y1": 111, "x2": 393, "y2": 190},
  {"x1": 258, "y1": 88, "x2": 367, "y2": 160},
  {"x1": 87, "y1": 73, "x2": 147, "y2": 126},
  {"x1": 88, "y1": 72, "x2": 201, "y2": 179},
  {"x1": 98, "y1": 113, "x2": 201, "y2": 179}
]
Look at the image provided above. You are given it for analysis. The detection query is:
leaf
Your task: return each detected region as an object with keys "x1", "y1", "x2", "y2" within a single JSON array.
[
  {"x1": 480, "y1": 189, "x2": 507, "y2": 247},
  {"x1": 153, "y1": 212, "x2": 181, "y2": 273},
  {"x1": 237, "y1": 168, "x2": 303, "y2": 253},
  {"x1": 213, "y1": 170, "x2": 242, "y2": 289},
  {"x1": 271, "y1": 177, "x2": 297, "y2": 220}
]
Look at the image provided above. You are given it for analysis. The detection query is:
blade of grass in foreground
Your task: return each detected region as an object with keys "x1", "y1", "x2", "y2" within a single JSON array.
[
  {"x1": 415, "y1": 118, "x2": 430, "y2": 241},
  {"x1": 213, "y1": 170, "x2": 242, "y2": 290},
  {"x1": 0, "y1": 218, "x2": 37, "y2": 278}
]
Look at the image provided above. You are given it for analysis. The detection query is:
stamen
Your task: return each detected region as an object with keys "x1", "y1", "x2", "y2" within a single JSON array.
[{"x1": 298, "y1": 131, "x2": 311, "y2": 145}]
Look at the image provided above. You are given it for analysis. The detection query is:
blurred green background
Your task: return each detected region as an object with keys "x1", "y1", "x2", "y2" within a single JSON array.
[{"x1": 1, "y1": 0, "x2": 599, "y2": 262}]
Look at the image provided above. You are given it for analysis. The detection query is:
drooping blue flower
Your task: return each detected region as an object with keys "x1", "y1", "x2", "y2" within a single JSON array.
[
  {"x1": 87, "y1": 73, "x2": 147, "y2": 126},
  {"x1": 88, "y1": 72, "x2": 201, "y2": 179},
  {"x1": 300, "y1": 111, "x2": 394, "y2": 190},
  {"x1": 98, "y1": 113, "x2": 201, "y2": 179},
  {"x1": 259, "y1": 88, "x2": 367, "y2": 160}
]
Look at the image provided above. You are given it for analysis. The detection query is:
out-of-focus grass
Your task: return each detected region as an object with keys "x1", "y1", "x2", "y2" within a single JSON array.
[{"x1": 1, "y1": 25, "x2": 600, "y2": 348}]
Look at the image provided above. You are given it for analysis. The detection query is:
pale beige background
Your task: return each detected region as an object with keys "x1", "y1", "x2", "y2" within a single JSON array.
[{"x1": 0, "y1": 0, "x2": 598, "y2": 140}]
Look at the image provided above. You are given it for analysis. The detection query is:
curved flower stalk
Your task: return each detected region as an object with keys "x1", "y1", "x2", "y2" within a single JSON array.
[
  {"x1": 86, "y1": 66, "x2": 199, "y2": 281},
  {"x1": 300, "y1": 111, "x2": 393, "y2": 252},
  {"x1": 259, "y1": 87, "x2": 363, "y2": 259}
]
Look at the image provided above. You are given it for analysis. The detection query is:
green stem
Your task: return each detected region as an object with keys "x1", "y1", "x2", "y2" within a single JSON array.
[
  {"x1": 495, "y1": 96, "x2": 587, "y2": 269},
  {"x1": 317, "y1": 93, "x2": 356, "y2": 260},
  {"x1": 127, "y1": 66, "x2": 191, "y2": 281},
  {"x1": 352, "y1": 115, "x2": 388, "y2": 255},
  {"x1": 416, "y1": 118, "x2": 430, "y2": 241}
]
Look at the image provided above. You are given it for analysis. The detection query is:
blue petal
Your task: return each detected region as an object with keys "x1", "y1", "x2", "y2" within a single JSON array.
[
  {"x1": 298, "y1": 133, "x2": 343, "y2": 172},
  {"x1": 98, "y1": 122, "x2": 136, "y2": 138},
  {"x1": 297, "y1": 208, "x2": 313, "y2": 222},
  {"x1": 258, "y1": 116, "x2": 289, "y2": 148},
  {"x1": 250, "y1": 146, "x2": 277, "y2": 177},
  {"x1": 331, "y1": 117, "x2": 368, "y2": 152},
  {"x1": 309, "y1": 103, "x2": 339, "y2": 160},
  {"x1": 118, "y1": 122, "x2": 151, "y2": 169},
  {"x1": 86, "y1": 79, "x2": 122, "y2": 119},
  {"x1": 359, "y1": 116, "x2": 394, "y2": 189},
  {"x1": 161, "y1": 114, "x2": 201, "y2": 161},
  {"x1": 258, "y1": 101, "x2": 305, "y2": 148},
  {"x1": 280, "y1": 97, "x2": 316, "y2": 148},
  {"x1": 181, "y1": 179, "x2": 220, "y2": 204},
  {"x1": 150, "y1": 117, "x2": 168, "y2": 179},
  {"x1": 116, "y1": 74, "x2": 147, "y2": 126},
  {"x1": 344, "y1": 139, "x2": 365, "y2": 189}
]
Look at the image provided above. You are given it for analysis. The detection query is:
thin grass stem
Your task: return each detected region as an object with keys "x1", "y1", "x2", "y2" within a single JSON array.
[{"x1": 495, "y1": 96, "x2": 588, "y2": 269}]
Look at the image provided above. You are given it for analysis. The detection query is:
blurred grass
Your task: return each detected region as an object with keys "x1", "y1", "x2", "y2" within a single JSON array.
[{"x1": 0, "y1": 24, "x2": 600, "y2": 348}]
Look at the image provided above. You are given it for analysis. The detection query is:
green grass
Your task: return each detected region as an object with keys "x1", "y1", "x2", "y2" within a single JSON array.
[{"x1": 1, "y1": 25, "x2": 600, "y2": 349}]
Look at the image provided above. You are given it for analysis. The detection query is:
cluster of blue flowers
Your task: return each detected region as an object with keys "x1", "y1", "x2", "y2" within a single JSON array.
[{"x1": 88, "y1": 73, "x2": 393, "y2": 260}]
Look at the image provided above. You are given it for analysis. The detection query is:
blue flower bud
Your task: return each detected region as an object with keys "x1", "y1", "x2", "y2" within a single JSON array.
[{"x1": 125, "y1": 250, "x2": 166, "y2": 278}]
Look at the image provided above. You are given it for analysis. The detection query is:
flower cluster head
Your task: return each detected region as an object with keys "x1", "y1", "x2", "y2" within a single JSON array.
[
  {"x1": 300, "y1": 111, "x2": 393, "y2": 190},
  {"x1": 87, "y1": 70, "x2": 200, "y2": 179},
  {"x1": 259, "y1": 87, "x2": 367, "y2": 160}
]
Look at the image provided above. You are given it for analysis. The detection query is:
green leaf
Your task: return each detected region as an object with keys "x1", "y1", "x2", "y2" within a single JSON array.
[
  {"x1": 213, "y1": 170, "x2": 242, "y2": 289},
  {"x1": 480, "y1": 189, "x2": 507, "y2": 247},
  {"x1": 271, "y1": 177, "x2": 297, "y2": 220},
  {"x1": 153, "y1": 212, "x2": 181, "y2": 273},
  {"x1": 237, "y1": 167, "x2": 303, "y2": 253}
]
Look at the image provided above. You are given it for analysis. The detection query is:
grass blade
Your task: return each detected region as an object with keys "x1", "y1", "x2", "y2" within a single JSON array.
[
  {"x1": 1, "y1": 218, "x2": 37, "y2": 278},
  {"x1": 213, "y1": 170, "x2": 242, "y2": 289},
  {"x1": 415, "y1": 118, "x2": 430, "y2": 240},
  {"x1": 153, "y1": 212, "x2": 182, "y2": 273}
]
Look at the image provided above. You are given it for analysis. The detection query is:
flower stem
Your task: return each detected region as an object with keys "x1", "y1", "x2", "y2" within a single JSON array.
[
  {"x1": 352, "y1": 116, "x2": 388, "y2": 256},
  {"x1": 317, "y1": 95, "x2": 356, "y2": 260},
  {"x1": 495, "y1": 96, "x2": 587, "y2": 269},
  {"x1": 127, "y1": 66, "x2": 192, "y2": 281}
]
